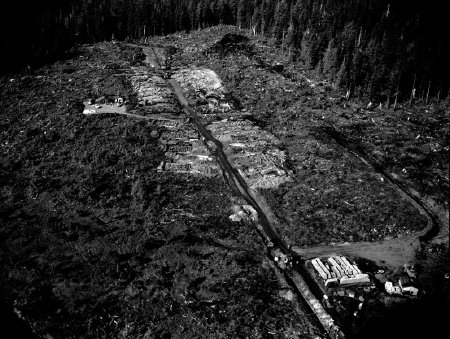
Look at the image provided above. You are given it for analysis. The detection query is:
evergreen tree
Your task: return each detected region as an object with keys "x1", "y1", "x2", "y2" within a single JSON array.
[
  {"x1": 300, "y1": 29, "x2": 312, "y2": 68},
  {"x1": 335, "y1": 58, "x2": 348, "y2": 89},
  {"x1": 272, "y1": 0, "x2": 289, "y2": 40},
  {"x1": 261, "y1": 0, "x2": 275, "y2": 36},
  {"x1": 219, "y1": 1, "x2": 234, "y2": 25},
  {"x1": 322, "y1": 38, "x2": 338, "y2": 79},
  {"x1": 1, "y1": 0, "x2": 448, "y2": 101},
  {"x1": 285, "y1": 20, "x2": 295, "y2": 59},
  {"x1": 237, "y1": 0, "x2": 246, "y2": 28},
  {"x1": 300, "y1": 29, "x2": 321, "y2": 69},
  {"x1": 251, "y1": 4, "x2": 262, "y2": 34},
  {"x1": 195, "y1": 1, "x2": 204, "y2": 29}
]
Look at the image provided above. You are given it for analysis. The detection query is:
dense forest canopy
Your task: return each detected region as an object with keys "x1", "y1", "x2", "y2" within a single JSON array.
[{"x1": 2, "y1": 0, "x2": 448, "y2": 103}]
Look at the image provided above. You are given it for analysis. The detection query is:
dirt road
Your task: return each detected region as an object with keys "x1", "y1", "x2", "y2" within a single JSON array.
[
  {"x1": 326, "y1": 126, "x2": 447, "y2": 242},
  {"x1": 293, "y1": 237, "x2": 419, "y2": 269},
  {"x1": 164, "y1": 57, "x2": 345, "y2": 339},
  {"x1": 93, "y1": 42, "x2": 444, "y2": 338},
  {"x1": 169, "y1": 78, "x2": 291, "y2": 252}
]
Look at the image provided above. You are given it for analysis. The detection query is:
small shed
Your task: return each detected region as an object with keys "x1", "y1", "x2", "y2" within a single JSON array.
[
  {"x1": 398, "y1": 275, "x2": 412, "y2": 289},
  {"x1": 399, "y1": 275, "x2": 419, "y2": 296}
]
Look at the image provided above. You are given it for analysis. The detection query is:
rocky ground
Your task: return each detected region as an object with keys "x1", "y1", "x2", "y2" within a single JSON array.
[{"x1": 1, "y1": 26, "x2": 449, "y2": 339}]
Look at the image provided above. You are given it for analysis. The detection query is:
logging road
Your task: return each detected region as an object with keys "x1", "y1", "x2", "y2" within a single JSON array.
[{"x1": 149, "y1": 47, "x2": 347, "y2": 339}]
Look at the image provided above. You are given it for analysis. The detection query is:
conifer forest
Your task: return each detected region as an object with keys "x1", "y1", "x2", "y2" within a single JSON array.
[{"x1": 2, "y1": 0, "x2": 448, "y2": 103}]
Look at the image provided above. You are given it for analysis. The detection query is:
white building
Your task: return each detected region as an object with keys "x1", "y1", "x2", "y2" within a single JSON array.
[{"x1": 309, "y1": 256, "x2": 371, "y2": 288}]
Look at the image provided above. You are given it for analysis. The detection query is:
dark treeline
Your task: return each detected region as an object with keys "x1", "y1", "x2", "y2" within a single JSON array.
[{"x1": 2, "y1": 0, "x2": 448, "y2": 103}]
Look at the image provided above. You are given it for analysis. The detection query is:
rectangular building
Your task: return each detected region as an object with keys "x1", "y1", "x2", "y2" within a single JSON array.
[{"x1": 307, "y1": 256, "x2": 372, "y2": 291}]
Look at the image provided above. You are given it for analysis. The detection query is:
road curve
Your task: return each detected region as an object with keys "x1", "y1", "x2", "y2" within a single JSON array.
[{"x1": 325, "y1": 126, "x2": 445, "y2": 242}]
